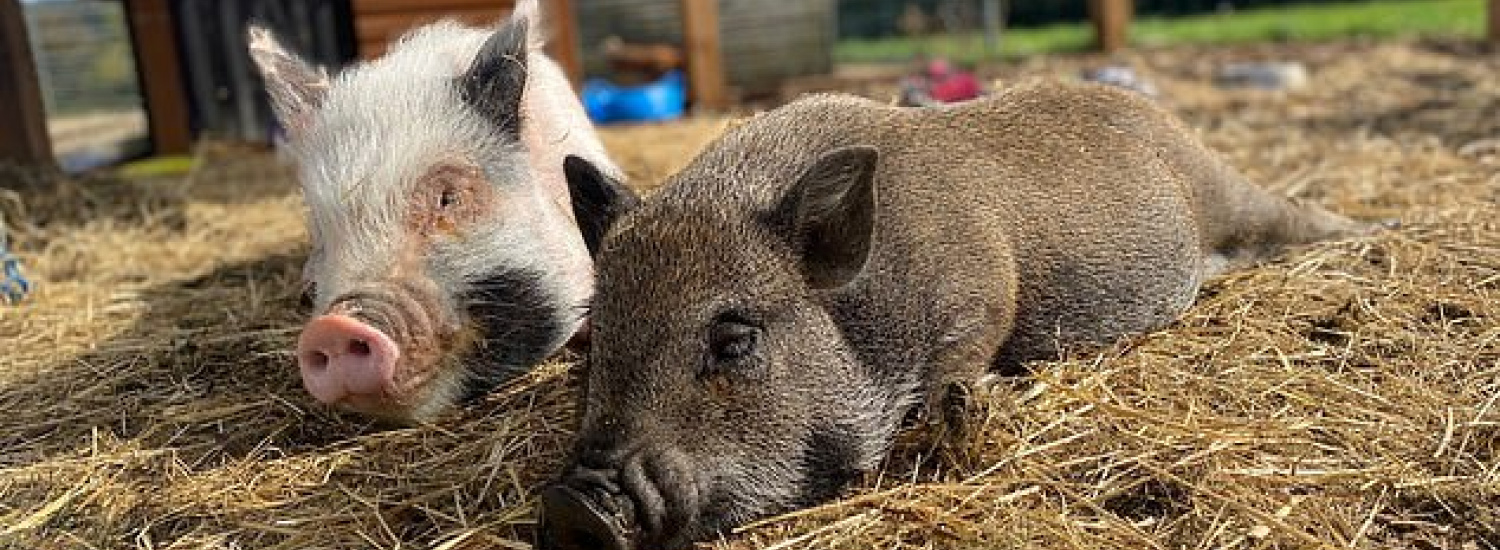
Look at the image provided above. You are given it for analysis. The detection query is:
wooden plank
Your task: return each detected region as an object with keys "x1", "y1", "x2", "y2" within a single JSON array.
[
  {"x1": 0, "y1": 0, "x2": 53, "y2": 166},
  {"x1": 124, "y1": 0, "x2": 192, "y2": 154},
  {"x1": 545, "y1": 0, "x2": 582, "y2": 85},
  {"x1": 1490, "y1": 0, "x2": 1500, "y2": 43},
  {"x1": 358, "y1": 40, "x2": 392, "y2": 58},
  {"x1": 355, "y1": 7, "x2": 507, "y2": 48},
  {"x1": 352, "y1": 0, "x2": 580, "y2": 86},
  {"x1": 352, "y1": 0, "x2": 506, "y2": 15},
  {"x1": 1088, "y1": 0, "x2": 1132, "y2": 53},
  {"x1": 679, "y1": 0, "x2": 727, "y2": 110}
]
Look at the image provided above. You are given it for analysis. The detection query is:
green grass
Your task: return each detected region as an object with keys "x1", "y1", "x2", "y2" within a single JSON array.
[{"x1": 835, "y1": 0, "x2": 1485, "y2": 64}]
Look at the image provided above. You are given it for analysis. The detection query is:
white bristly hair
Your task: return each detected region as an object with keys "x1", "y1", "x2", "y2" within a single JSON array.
[
  {"x1": 294, "y1": 22, "x2": 491, "y2": 278},
  {"x1": 246, "y1": 0, "x2": 616, "y2": 420},
  {"x1": 286, "y1": 13, "x2": 613, "y2": 318}
]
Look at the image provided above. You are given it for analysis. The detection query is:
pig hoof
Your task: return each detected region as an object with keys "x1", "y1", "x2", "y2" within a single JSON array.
[{"x1": 922, "y1": 382, "x2": 982, "y2": 444}]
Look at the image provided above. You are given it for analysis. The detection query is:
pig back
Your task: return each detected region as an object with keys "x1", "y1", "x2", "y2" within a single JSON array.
[
  {"x1": 743, "y1": 84, "x2": 1211, "y2": 372},
  {"x1": 669, "y1": 83, "x2": 1211, "y2": 380},
  {"x1": 875, "y1": 81, "x2": 1211, "y2": 367}
]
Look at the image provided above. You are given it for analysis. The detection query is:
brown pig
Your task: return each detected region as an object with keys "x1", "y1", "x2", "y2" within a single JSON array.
[
  {"x1": 248, "y1": 0, "x2": 630, "y2": 422},
  {"x1": 539, "y1": 81, "x2": 1370, "y2": 549}
]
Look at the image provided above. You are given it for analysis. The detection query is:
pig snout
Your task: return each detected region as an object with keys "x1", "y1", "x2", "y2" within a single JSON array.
[
  {"x1": 540, "y1": 447, "x2": 701, "y2": 550},
  {"x1": 538, "y1": 484, "x2": 633, "y2": 550},
  {"x1": 296, "y1": 313, "x2": 400, "y2": 404}
]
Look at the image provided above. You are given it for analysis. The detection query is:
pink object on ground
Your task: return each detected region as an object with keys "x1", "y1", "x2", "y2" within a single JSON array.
[
  {"x1": 296, "y1": 314, "x2": 401, "y2": 404},
  {"x1": 929, "y1": 71, "x2": 983, "y2": 103},
  {"x1": 925, "y1": 59, "x2": 953, "y2": 78}
]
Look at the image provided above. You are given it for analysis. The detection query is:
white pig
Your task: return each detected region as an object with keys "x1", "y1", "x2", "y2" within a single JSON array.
[{"x1": 248, "y1": 0, "x2": 630, "y2": 422}]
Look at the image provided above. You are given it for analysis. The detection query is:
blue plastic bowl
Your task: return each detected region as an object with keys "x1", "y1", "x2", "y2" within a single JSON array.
[{"x1": 582, "y1": 70, "x2": 686, "y2": 124}]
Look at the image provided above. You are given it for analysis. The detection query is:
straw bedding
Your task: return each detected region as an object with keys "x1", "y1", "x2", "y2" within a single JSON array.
[{"x1": 1, "y1": 40, "x2": 1496, "y2": 549}]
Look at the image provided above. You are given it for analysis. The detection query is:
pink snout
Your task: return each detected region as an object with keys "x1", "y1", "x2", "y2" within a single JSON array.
[{"x1": 296, "y1": 314, "x2": 400, "y2": 405}]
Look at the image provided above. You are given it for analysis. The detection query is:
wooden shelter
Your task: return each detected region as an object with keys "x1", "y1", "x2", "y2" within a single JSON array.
[
  {"x1": 7, "y1": 0, "x2": 1500, "y2": 169},
  {"x1": 0, "y1": 0, "x2": 584, "y2": 167},
  {"x1": 0, "y1": 0, "x2": 52, "y2": 165},
  {"x1": 575, "y1": 0, "x2": 829, "y2": 104},
  {"x1": 350, "y1": 0, "x2": 579, "y2": 77}
]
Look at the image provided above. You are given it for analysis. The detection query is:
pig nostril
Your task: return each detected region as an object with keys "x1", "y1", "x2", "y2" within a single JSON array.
[
  {"x1": 540, "y1": 485, "x2": 633, "y2": 550},
  {"x1": 348, "y1": 339, "x2": 371, "y2": 356},
  {"x1": 305, "y1": 351, "x2": 330, "y2": 370},
  {"x1": 564, "y1": 528, "x2": 606, "y2": 550}
]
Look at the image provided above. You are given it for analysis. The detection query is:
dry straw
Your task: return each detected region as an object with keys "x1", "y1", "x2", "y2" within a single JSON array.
[{"x1": 2, "y1": 40, "x2": 1497, "y2": 549}]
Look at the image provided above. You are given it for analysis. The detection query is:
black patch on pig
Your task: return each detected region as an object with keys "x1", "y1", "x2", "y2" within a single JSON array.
[
  {"x1": 795, "y1": 423, "x2": 864, "y2": 506},
  {"x1": 565, "y1": 155, "x2": 641, "y2": 258},
  {"x1": 461, "y1": 265, "x2": 571, "y2": 400},
  {"x1": 459, "y1": 17, "x2": 529, "y2": 137}
]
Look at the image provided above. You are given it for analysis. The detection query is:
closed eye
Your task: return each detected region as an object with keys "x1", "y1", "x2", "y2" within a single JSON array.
[{"x1": 707, "y1": 313, "x2": 763, "y2": 371}]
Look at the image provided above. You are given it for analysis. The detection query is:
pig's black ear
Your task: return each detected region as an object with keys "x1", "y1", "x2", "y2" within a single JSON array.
[
  {"x1": 781, "y1": 145, "x2": 880, "y2": 290},
  {"x1": 246, "y1": 25, "x2": 330, "y2": 137},
  {"x1": 565, "y1": 155, "x2": 640, "y2": 258},
  {"x1": 460, "y1": 16, "x2": 529, "y2": 136}
]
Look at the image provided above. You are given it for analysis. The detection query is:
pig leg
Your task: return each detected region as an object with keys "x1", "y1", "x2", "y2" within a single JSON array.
[
  {"x1": 1174, "y1": 143, "x2": 1370, "y2": 278},
  {"x1": 1197, "y1": 177, "x2": 1367, "y2": 278},
  {"x1": 920, "y1": 300, "x2": 1014, "y2": 443}
]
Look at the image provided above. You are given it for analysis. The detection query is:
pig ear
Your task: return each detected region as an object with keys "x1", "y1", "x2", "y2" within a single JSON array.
[
  {"x1": 459, "y1": 14, "x2": 530, "y2": 137},
  {"x1": 782, "y1": 146, "x2": 880, "y2": 290},
  {"x1": 246, "y1": 25, "x2": 329, "y2": 137},
  {"x1": 565, "y1": 155, "x2": 640, "y2": 258},
  {"x1": 508, "y1": 0, "x2": 550, "y2": 49}
]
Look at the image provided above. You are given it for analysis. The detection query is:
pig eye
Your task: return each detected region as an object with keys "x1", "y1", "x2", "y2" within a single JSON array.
[
  {"x1": 438, "y1": 187, "x2": 459, "y2": 210},
  {"x1": 708, "y1": 318, "x2": 761, "y2": 364}
]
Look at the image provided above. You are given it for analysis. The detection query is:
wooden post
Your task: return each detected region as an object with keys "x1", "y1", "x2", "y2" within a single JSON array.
[
  {"x1": 545, "y1": 0, "x2": 583, "y2": 86},
  {"x1": 679, "y1": 0, "x2": 727, "y2": 110},
  {"x1": 1490, "y1": 0, "x2": 1500, "y2": 44},
  {"x1": 124, "y1": 0, "x2": 192, "y2": 154},
  {"x1": 1089, "y1": 0, "x2": 1131, "y2": 54},
  {"x1": 0, "y1": 0, "x2": 54, "y2": 167},
  {"x1": 981, "y1": 0, "x2": 1005, "y2": 57}
]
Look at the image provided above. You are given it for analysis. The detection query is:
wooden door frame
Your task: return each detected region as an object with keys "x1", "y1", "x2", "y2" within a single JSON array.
[{"x1": 0, "y1": 0, "x2": 53, "y2": 167}]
